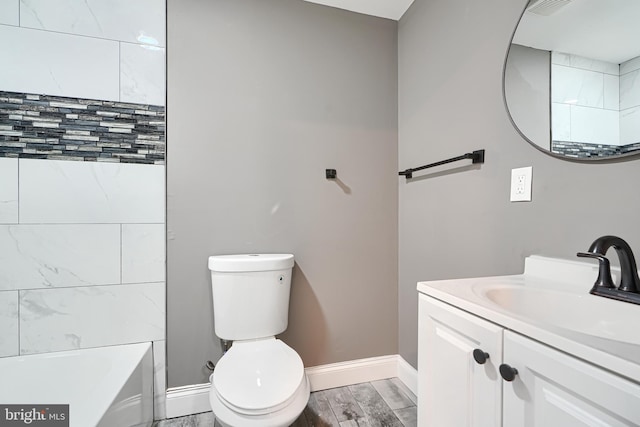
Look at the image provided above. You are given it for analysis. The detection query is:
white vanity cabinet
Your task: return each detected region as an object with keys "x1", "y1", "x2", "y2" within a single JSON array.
[
  {"x1": 502, "y1": 330, "x2": 640, "y2": 426},
  {"x1": 418, "y1": 293, "x2": 640, "y2": 427},
  {"x1": 417, "y1": 294, "x2": 503, "y2": 426}
]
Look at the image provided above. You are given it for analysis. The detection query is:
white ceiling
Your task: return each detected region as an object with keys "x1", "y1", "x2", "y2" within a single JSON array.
[
  {"x1": 513, "y1": 0, "x2": 640, "y2": 64},
  {"x1": 302, "y1": 0, "x2": 415, "y2": 21}
]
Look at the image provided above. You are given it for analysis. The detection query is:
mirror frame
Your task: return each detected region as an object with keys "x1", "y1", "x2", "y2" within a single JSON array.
[{"x1": 502, "y1": 1, "x2": 640, "y2": 162}]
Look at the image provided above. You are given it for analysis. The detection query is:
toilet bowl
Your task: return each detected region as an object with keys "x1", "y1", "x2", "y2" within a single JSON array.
[
  {"x1": 208, "y1": 254, "x2": 310, "y2": 427},
  {"x1": 209, "y1": 338, "x2": 310, "y2": 427}
]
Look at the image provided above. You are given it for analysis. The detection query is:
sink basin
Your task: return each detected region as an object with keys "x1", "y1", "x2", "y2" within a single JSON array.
[{"x1": 479, "y1": 286, "x2": 639, "y2": 345}]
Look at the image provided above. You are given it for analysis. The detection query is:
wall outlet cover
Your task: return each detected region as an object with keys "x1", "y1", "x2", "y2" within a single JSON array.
[{"x1": 510, "y1": 166, "x2": 532, "y2": 202}]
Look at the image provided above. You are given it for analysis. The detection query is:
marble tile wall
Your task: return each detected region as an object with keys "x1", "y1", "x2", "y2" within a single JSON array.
[
  {"x1": 620, "y1": 55, "x2": 640, "y2": 145},
  {"x1": 0, "y1": 0, "x2": 165, "y2": 105},
  {"x1": 0, "y1": 0, "x2": 167, "y2": 419},
  {"x1": 0, "y1": 157, "x2": 166, "y2": 417},
  {"x1": 122, "y1": 224, "x2": 166, "y2": 284},
  {"x1": 19, "y1": 0, "x2": 165, "y2": 46},
  {"x1": 120, "y1": 44, "x2": 166, "y2": 106},
  {"x1": 0, "y1": 25, "x2": 120, "y2": 102},
  {"x1": 0, "y1": 159, "x2": 165, "y2": 359},
  {"x1": 0, "y1": 224, "x2": 122, "y2": 290},
  {"x1": 19, "y1": 159, "x2": 165, "y2": 223},
  {"x1": 0, "y1": 1, "x2": 19, "y2": 26},
  {"x1": 552, "y1": 65, "x2": 608, "y2": 108},
  {"x1": 0, "y1": 157, "x2": 18, "y2": 223},
  {"x1": 620, "y1": 56, "x2": 640, "y2": 76},
  {"x1": 568, "y1": 106, "x2": 619, "y2": 145},
  {"x1": 0, "y1": 292, "x2": 19, "y2": 357},
  {"x1": 20, "y1": 282, "x2": 165, "y2": 354},
  {"x1": 551, "y1": 51, "x2": 620, "y2": 146},
  {"x1": 620, "y1": 107, "x2": 640, "y2": 146},
  {"x1": 552, "y1": 52, "x2": 640, "y2": 151},
  {"x1": 552, "y1": 51, "x2": 619, "y2": 75}
]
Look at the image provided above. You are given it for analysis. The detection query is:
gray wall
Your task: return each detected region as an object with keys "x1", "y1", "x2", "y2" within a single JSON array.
[
  {"x1": 167, "y1": 0, "x2": 398, "y2": 387},
  {"x1": 398, "y1": 0, "x2": 640, "y2": 367},
  {"x1": 504, "y1": 44, "x2": 551, "y2": 151}
]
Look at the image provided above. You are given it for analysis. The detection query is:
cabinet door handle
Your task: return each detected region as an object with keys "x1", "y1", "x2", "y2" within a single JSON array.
[
  {"x1": 472, "y1": 349, "x2": 490, "y2": 365},
  {"x1": 499, "y1": 364, "x2": 518, "y2": 382}
]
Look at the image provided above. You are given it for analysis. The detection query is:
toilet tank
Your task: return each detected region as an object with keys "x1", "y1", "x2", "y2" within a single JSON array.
[{"x1": 208, "y1": 254, "x2": 295, "y2": 341}]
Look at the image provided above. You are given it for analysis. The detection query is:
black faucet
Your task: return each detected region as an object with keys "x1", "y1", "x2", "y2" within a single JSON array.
[{"x1": 577, "y1": 235, "x2": 640, "y2": 304}]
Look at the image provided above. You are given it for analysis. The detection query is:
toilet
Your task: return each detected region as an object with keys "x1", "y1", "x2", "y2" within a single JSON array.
[{"x1": 208, "y1": 254, "x2": 310, "y2": 427}]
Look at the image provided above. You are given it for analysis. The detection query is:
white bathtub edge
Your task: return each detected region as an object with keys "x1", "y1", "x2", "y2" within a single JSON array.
[
  {"x1": 97, "y1": 342, "x2": 154, "y2": 427},
  {"x1": 0, "y1": 342, "x2": 155, "y2": 427}
]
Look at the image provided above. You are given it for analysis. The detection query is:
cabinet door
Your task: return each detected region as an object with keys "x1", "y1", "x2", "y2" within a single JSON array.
[
  {"x1": 418, "y1": 294, "x2": 503, "y2": 427},
  {"x1": 502, "y1": 330, "x2": 640, "y2": 427}
]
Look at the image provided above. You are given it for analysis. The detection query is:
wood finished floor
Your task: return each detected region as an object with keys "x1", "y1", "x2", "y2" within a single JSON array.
[{"x1": 154, "y1": 378, "x2": 417, "y2": 427}]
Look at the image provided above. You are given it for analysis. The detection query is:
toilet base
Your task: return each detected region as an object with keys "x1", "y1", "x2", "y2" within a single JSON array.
[{"x1": 210, "y1": 374, "x2": 310, "y2": 427}]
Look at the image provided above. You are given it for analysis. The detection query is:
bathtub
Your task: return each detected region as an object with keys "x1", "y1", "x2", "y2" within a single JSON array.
[{"x1": 0, "y1": 342, "x2": 154, "y2": 427}]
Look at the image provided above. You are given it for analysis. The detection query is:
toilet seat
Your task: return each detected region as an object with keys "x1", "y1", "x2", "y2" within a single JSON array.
[
  {"x1": 212, "y1": 338, "x2": 305, "y2": 416},
  {"x1": 209, "y1": 374, "x2": 310, "y2": 427}
]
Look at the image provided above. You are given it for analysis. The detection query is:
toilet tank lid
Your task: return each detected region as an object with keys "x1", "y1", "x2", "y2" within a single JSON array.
[{"x1": 208, "y1": 254, "x2": 294, "y2": 272}]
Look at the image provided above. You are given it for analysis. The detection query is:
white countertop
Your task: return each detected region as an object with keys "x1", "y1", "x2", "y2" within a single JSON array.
[{"x1": 417, "y1": 256, "x2": 640, "y2": 383}]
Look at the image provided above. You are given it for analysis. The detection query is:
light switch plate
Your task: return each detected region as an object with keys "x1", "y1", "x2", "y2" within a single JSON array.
[{"x1": 510, "y1": 166, "x2": 532, "y2": 202}]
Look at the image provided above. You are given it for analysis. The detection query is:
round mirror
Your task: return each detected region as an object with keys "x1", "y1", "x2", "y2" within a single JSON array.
[{"x1": 503, "y1": 0, "x2": 640, "y2": 160}]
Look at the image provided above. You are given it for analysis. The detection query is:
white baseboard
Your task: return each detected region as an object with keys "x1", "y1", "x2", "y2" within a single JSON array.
[
  {"x1": 165, "y1": 354, "x2": 418, "y2": 420},
  {"x1": 165, "y1": 383, "x2": 211, "y2": 419},
  {"x1": 396, "y1": 355, "x2": 418, "y2": 397},
  {"x1": 305, "y1": 355, "x2": 398, "y2": 392}
]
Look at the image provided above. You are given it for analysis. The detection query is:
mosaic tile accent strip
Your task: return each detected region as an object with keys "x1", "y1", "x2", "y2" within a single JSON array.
[
  {"x1": 0, "y1": 91, "x2": 164, "y2": 164},
  {"x1": 623, "y1": 142, "x2": 640, "y2": 153},
  {"x1": 552, "y1": 140, "x2": 640, "y2": 158}
]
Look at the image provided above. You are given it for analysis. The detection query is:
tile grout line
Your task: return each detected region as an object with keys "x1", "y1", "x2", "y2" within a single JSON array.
[
  {"x1": 362, "y1": 381, "x2": 407, "y2": 427},
  {"x1": 377, "y1": 378, "x2": 416, "y2": 411},
  {"x1": 120, "y1": 223, "x2": 123, "y2": 284},
  {"x1": 17, "y1": 289, "x2": 21, "y2": 356},
  {"x1": 17, "y1": 156, "x2": 20, "y2": 356},
  {"x1": 118, "y1": 41, "x2": 121, "y2": 103},
  {"x1": 391, "y1": 378, "x2": 417, "y2": 406},
  {"x1": 5, "y1": 16, "x2": 164, "y2": 47},
  {"x1": 374, "y1": 382, "x2": 405, "y2": 427},
  {"x1": 17, "y1": 157, "x2": 20, "y2": 224},
  {"x1": 350, "y1": 383, "x2": 369, "y2": 426},
  {"x1": 339, "y1": 382, "x2": 375, "y2": 427},
  {"x1": 2, "y1": 281, "x2": 163, "y2": 293}
]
